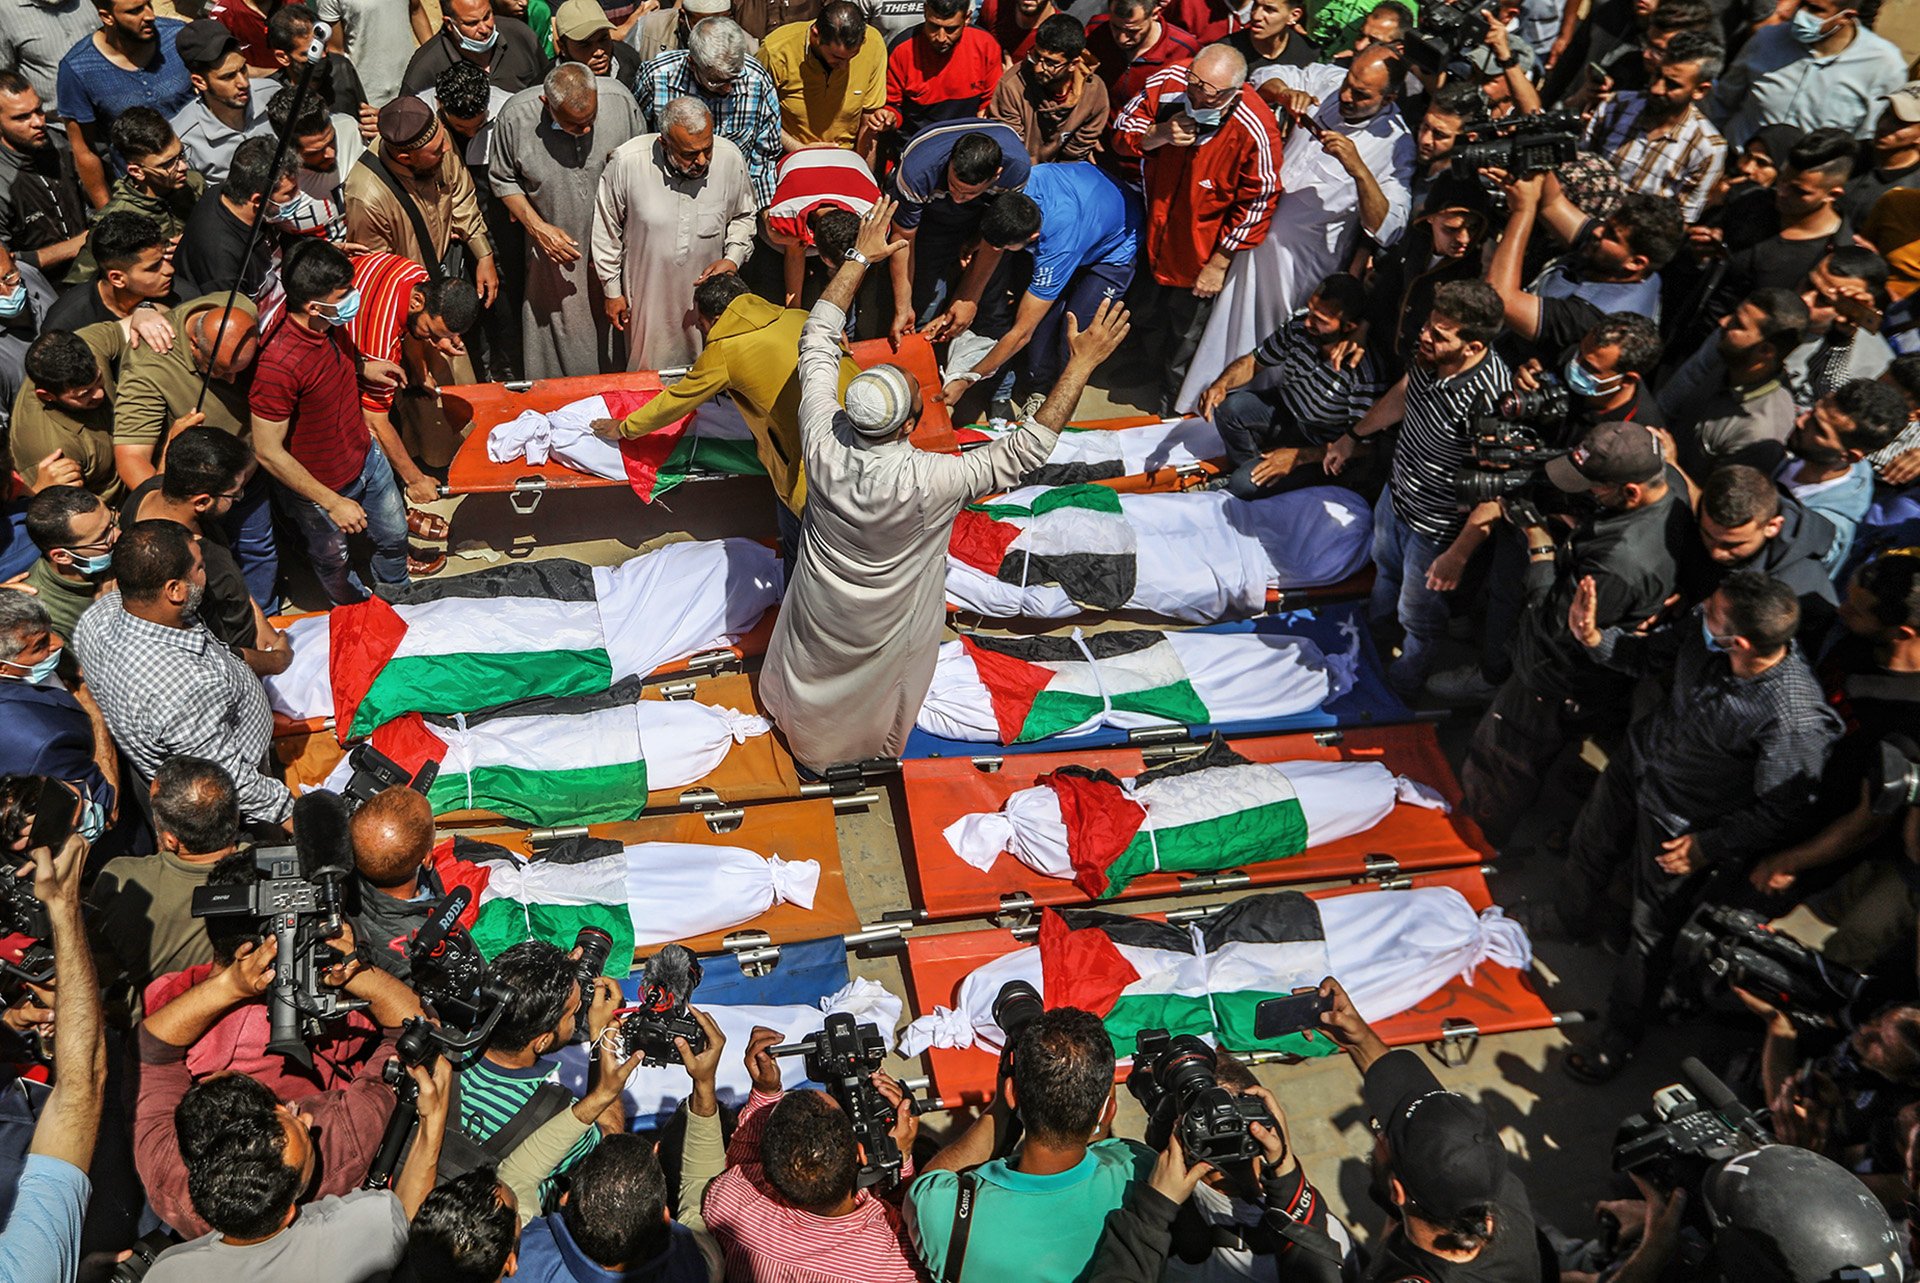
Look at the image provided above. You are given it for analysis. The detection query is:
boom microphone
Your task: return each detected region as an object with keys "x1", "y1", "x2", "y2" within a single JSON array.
[
  {"x1": 640, "y1": 944, "x2": 700, "y2": 1011},
  {"x1": 411, "y1": 886, "x2": 473, "y2": 962},
  {"x1": 292, "y1": 789, "x2": 356, "y2": 881}
]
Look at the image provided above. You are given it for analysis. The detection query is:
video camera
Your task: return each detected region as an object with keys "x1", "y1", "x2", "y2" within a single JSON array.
[
  {"x1": 1403, "y1": 0, "x2": 1499, "y2": 74},
  {"x1": 405, "y1": 885, "x2": 492, "y2": 1031},
  {"x1": 1449, "y1": 112, "x2": 1583, "y2": 182},
  {"x1": 772, "y1": 1013, "x2": 914, "y2": 1191},
  {"x1": 1871, "y1": 733, "x2": 1920, "y2": 817},
  {"x1": 1673, "y1": 905, "x2": 1870, "y2": 1037},
  {"x1": 1455, "y1": 414, "x2": 1571, "y2": 505},
  {"x1": 191, "y1": 790, "x2": 367, "y2": 1069},
  {"x1": 1128, "y1": 1029, "x2": 1278, "y2": 1166},
  {"x1": 617, "y1": 944, "x2": 708, "y2": 1066},
  {"x1": 363, "y1": 975, "x2": 514, "y2": 1190},
  {"x1": 1614, "y1": 1056, "x2": 1771, "y2": 1194},
  {"x1": 341, "y1": 743, "x2": 440, "y2": 813}
]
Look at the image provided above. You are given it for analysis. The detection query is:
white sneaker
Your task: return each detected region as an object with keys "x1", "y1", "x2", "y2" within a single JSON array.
[{"x1": 1425, "y1": 665, "x2": 1500, "y2": 704}]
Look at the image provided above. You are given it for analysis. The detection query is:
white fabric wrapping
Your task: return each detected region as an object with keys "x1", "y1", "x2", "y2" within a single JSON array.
[
  {"x1": 945, "y1": 486, "x2": 1372, "y2": 623},
  {"x1": 967, "y1": 417, "x2": 1229, "y2": 476},
  {"x1": 553, "y1": 978, "x2": 905, "y2": 1119},
  {"x1": 945, "y1": 758, "x2": 1446, "y2": 879},
  {"x1": 914, "y1": 627, "x2": 1358, "y2": 744},
  {"x1": 472, "y1": 840, "x2": 819, "y2": 946},
  {"x1": 486, "y1": 394, "x2": 757, "y2": 482},
  {"x1": 591, "y1": 538, "x2": 784, "y2": 683},
  {"x1": 897, "y1": 885, "x2": 1531, "y2": 1056},
  {"x1": 263, "y1": 539, "x2": 780, "y2": 722}
]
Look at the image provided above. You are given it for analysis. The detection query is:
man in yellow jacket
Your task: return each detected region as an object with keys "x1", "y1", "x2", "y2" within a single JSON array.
[{"x1": 593, "y1": 272, "x2": 857, "y2": 564}]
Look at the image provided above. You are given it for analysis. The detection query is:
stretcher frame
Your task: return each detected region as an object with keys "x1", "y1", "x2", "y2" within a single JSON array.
[
  {"x1": 903, "y1": 601, "x2": 1418, "y2": 760},
  {"x1": 901, "y1": 865, "x2": 1571, "y2": 1109},
  {"x1": 476, "y1": 797, "x2": 864, "y2": 962},
  {"x1": 898, "y1": 723, "x2": 1493, "y2": 922},
  {"x1": 439, "y1": 335, "x2": 960, "y2": 511}
]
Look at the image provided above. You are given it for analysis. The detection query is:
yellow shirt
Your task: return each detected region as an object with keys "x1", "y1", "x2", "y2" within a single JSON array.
[{"x1": 758, "y1": 20, "x2": 886, "y2": 149}]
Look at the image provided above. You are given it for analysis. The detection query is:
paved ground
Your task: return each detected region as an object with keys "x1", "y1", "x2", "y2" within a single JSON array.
[{"x1": 383, "y1": 361, "x2": 1754, "y2": 1249}]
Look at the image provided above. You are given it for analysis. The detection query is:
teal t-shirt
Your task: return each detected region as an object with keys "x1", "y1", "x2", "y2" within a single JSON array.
[{"x1": 904, "y1": 1139, "x2": 1155, "y2": 1283}]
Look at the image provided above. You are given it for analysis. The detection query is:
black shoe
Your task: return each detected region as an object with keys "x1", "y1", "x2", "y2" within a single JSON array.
[{"x1": 1563, "y1": 1041, "x2": 1634, "y2": 1084}]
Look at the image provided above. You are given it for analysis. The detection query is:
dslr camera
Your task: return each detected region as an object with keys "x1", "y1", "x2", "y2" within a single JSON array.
[
  {"x1": 1128, "y1": 1029, "x2": 1278, "y2": 1165},
  {"x1": 1448, "y1": 111, "x2": 1584, "y2": 182},
  {"x1": 1871, "y1": 733, "x2": 1920, "y2": 817},
  {"x1": 0, "y1": 873, "x2": 53, "y2": 989},
  {"x1": 1672, "y1": 904, "x2": 1869, "y2": 1036},
  {"x1": 192, "y1": 792, "x2": 368, "y2": 1068},
  {"x1": 772, "y1": 1013, "x2": 913, "y2": 1191},
  {"x1": 617, "y1": 944, "x2": 708, "y2": 1066},
  {"x1": 1403, "y1": 0, "x2": 1499, "y2": 74},
  {"x1": 405, "y1": 886, "x2": 493, "y2": 1032},
  {"x1": 1455, "y1": 412, "x2": 1571, "y2": 505}
]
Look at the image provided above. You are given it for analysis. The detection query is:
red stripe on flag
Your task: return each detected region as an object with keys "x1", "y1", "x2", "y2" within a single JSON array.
[
  {"x1": 328, "y1": 594, "x2": 410, "y2": 743},
  {"x1": 948, "y1": 509, "x2": 1021, "y2": 575},
  {"x1": 1040, "y1": 770, "x2": 1147, "y2": 900},
  {"x1": 608, "y1": 388, "x2": 694, "y2": 502},
  {"x1": 1037, "y1": 908, "x2": 1141, "y2": 1018},
  {"x1": 959, "y1": 635, "x2": 1056, "y2": 745},
  {"x1": 366, "y1": 712, "x2": 448, "y2": 777}
]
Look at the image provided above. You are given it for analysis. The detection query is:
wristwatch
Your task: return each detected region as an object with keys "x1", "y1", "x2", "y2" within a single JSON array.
[
  {"x1": 1495, "y1": 51, "x2": 1519, "y2": 69},
  {"x1": 844, "y1": 247, "x2": 870, "y2": 266}
]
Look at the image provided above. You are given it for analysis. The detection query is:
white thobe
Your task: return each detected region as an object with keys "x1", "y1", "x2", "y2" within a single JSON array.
[
  {"x1": 589, "y1": 133, "x2": 758, "y2": 373},
  {"x1": 759, "y1": 297, "x2": 1061, "y2": 770},
  {"x1": 1177, "y1": 63, "x2": 1415, "y2": 412}
]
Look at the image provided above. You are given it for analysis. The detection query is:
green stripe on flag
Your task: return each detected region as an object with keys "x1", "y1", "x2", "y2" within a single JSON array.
[
  {"x1": 427, "y1": 759, "x2": 647, "y2": 826},
  {"x1": 653, "y1": 435, "x2": 769, "y2": 499},
  {"x1": 1103, "y1": 992, "x2": 1336, "y2": 1059},
  {"x1": 470, "y1": 898, "x2": 636, "y2": 978},
  {"x1": 352, "y1": 649, "x2": 615, "y2": 738},
  {"x1": 970, "y1": 483, "x2": 1124, "y2": 520},
  {"x1": 1100, "y1": 799, "x2": 1310, "y2": 898},
  {"x1": 1018, "y1": 679, "x2": 1211, "y2": 743}
]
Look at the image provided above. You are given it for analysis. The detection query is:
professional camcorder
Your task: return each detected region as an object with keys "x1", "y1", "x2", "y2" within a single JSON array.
[
  {"x1": 617, "y1": 944, "x2": 708, "y2": 1066},
  {"x1": 1128, "y1": 1029, "x2": 1278, "y2": 1165},
  {"x1": 191, "y1": 790, "x2": 367, "y2": 1069},
  {"x1": 341, "y1": 742, "x2": 440, "y2": 812},
  {"x1": 1455, "y1": 416, "x2": 1571, "y2": 505},
  {"x1": 772, "y1": 1013, "x2": 914, "y2": 1190},
  {"x1": 1673, "y1": 905, "x2": 1870, "y2": 1036},
  {"x1": 1448, "y1": 112, "x2": 1583, "y2": 181},
  {"x1": 1403, "y1": 0, "x2": 1498, "y2": 73},
  {"x1": 1871, "y1": 733, "x2": 1920, "y2": 817},
  {"x1": 1614, "y1": 1056, "x2": 1772, "y2": 1194}
]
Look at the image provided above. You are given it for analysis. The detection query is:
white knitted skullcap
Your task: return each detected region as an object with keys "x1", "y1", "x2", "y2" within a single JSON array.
[{"x1": 843, "y1": 364, "x2": 916, "y2": 438}]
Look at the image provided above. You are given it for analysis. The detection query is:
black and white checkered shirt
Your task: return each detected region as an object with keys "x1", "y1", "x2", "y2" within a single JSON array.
[
  {"x1": 1595, "y1": 609, "x2": 1841, "y2": 865},
  {"x1": 73, "y1": 591, "x2": 291, "y2": 823},
  {"x1": 1583, "y1": 94, "x2": 1727, "y2": 224}
]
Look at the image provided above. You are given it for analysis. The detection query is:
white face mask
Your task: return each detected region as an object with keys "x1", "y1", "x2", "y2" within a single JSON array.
[
  {"x1": 1186, "y1": 102, "x2": 1226, "y2": 127},
  {"x1": 454, "y1": 22, "x2": 501, "y2": 52}
]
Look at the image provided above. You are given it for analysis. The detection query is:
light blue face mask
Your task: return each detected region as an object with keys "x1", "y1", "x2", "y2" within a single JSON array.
[
  {"x1": 1790, "y1": 6, "x2": 1836, "y2": 42},
  {"x1": 2, "y1": 647, "x2": 61, "y2": 684},
  {"x1": 1702, "y1": 615, "x2": 1733, "y2": 653},
  {"x1": 64, "y1": 550, "x2": 112, "y2": 576},
  {"x1": 77, "y1": 796, "x2": 105, "y2": 841},
  {"x1": 1563, "y1": 357, "x2": 1621, "y2": 399},
  {"x1": 267, "y1": 195, "x2": 302, "y2": 222},
  {"x1": 455, "y1": 22, "x2": 501, "y2": 51},
  {"x1": 0, "y1": 282, "x2": 28, "y2": 320},
  {"x1": 1186, "y1": 103, "x2": 1226, "y2": 127},
  {"x1": 318, "y1": 287, "x2": 362, "y2": 326}
]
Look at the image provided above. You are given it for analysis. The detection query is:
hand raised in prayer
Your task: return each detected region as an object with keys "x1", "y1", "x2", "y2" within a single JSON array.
[
  {"x1": 1567, "y1": 574, "x2": 1602, "y2": 648},
  {"x1": 854, "y1": 196, "x2": 910, "y2": 264},
  {"x1": 529, "y1": 221, "x2": 581, "y2": 265},
  {"x1": 1064, "y1": 297, "x2": 1130, "y2": 368},
  {"x1": 605, "y1": 296, "x2": 631, "y2": 332}
]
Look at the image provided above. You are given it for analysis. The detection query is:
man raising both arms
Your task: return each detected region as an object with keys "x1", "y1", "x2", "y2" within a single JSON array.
[{"x1": 759, "y1": 197, "x2": 1131, "y2": 773}]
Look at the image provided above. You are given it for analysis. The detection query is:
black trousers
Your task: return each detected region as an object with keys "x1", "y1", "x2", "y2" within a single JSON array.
[
  {"x1": 1129, "y1": 277, "x2": 1214, "y2": 416},
  {"x1": 1460, "y1": 674, "x2": 1619, "y2": 852}
]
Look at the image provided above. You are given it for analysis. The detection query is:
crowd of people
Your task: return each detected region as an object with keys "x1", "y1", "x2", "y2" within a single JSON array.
[{"x1": 3, "y1": 0, "x2": 1920, "y2": 1276}]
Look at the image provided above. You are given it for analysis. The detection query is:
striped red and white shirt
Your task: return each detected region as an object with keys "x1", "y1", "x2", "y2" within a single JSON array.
[
  {"x1": 700, "y1": 1089, "x2": 922, "y2": 1283},
  {"x1": 764, "y1": 148, "x2": 881, "y2": 249},
  {"x1": 345, "y1": 251, "x2": 430, "y2": 413}
]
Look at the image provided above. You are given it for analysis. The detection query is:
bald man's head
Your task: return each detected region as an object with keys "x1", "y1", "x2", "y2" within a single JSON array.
[
  {"x1": 1338, "y1": 45, "x2": 1402, "y2": 122},
  {"x1": 351, "y1": 786, "x2": 437, "y2": 890},
  {"x1": 187, "y1": 306, "x2": 260, "y2": 382},
  {"x1": 1190, "y1": 43, "x2": 1248, "y2": 92}
]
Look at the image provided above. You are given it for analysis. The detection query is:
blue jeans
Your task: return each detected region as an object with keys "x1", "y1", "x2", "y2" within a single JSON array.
[
  {"x1": 276, "y1": 442, "x2": 409, "y2": 605},
  {"x1": 219, "y1": 469, "x2": 279, "y2": 607},
  {"x1": 1369, "y1": 490, "x2": 1451, "y2": 697}
]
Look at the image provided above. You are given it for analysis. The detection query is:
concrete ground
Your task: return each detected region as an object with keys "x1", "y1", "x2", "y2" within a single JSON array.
[{"x1": 381, "y1": 358, "x2": 1752, "y2": 1251}]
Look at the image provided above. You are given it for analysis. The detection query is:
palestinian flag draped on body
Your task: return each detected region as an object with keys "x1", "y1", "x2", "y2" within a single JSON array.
[
  {"x1": 914, "y1": 626, "x2": 1358, "y2": 745},
  {"x1": 486, "y1": 390, "x2": 768, "y2": 500},
  {"x1": 953, "y1": 417, "x2": 1228, "y2": 486},
  {"x1": 943, "y1": 737, "x2": 1449, "y2": 898},
  {"x1": 318, "y1": 682, "x2": 770, "y2": 826},
  {"x1": 421, "y1": 833, "x2": 818, "y2": 979},
  {"x1": 898, "y1": 886, "x2": 1534, "y2": 1059},
  {"x1": 949, "y1": 485, "x2": 1137, "y2": 611},
  {"x1": 262, "y1": 540, "x2": 782, "y2": 740}
]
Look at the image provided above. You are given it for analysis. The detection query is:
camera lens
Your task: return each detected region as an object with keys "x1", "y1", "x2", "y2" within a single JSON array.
[{"x1": 992, "y1": 980, "x2": 1046, "y2": 1045}]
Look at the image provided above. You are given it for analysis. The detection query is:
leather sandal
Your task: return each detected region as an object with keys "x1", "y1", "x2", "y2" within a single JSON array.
[{"x1": 407, "y1": 508, "x2": 450, "y2": 541}]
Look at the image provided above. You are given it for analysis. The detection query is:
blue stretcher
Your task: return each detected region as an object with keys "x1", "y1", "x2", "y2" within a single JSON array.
[{"x1": 902, "y1": 601, "x2": 1414, "y2": 760}]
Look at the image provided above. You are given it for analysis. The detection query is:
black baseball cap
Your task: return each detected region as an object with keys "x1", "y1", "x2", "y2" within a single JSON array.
[
  {"x1": 1546, "y1": 420, "x2": 1665, "y2": 493},
  {"x1": 1363, "y1": 1052, "x2": 1508, "y2": 1221},
  {"x1": 176, "y1": 19, "x2": 243, "y2": 71}
]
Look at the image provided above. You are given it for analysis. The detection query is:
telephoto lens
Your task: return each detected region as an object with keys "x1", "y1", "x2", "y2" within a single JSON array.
[{"x1": 574, "y1": 926, "x2": 614, "y2": 999}]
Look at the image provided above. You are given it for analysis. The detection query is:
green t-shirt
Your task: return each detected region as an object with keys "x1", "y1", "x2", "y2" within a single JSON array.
[
  {"x1": 25, "y1": 557, "x2": 102, "y2": 644},
  {"x1": 905, "y1": 1139, "x2": 1155, "y2": 1283}
]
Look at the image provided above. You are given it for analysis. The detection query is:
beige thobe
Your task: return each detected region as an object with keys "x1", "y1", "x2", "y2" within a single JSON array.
[
  {"x1": 589, "y1": 133, "x2": 758, "y2": 373},
  {"x1": 759, "y1": 297, "x2": 1060, "y2": 770}
]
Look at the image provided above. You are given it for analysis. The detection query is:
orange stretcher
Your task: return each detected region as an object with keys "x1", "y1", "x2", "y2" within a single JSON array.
[
  {"x1": 440, "y1": 335, "x2": 959, "y2": 508},
  {"x1": 904, "y1": 865, "x2": 1564, "y2": 1108},
  {"x1": 479, "y1": 797, "x2": 861, "y2": 959},
  {"x1": 898, "y1": 724, "x2": 1492, "y2": 921}
]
